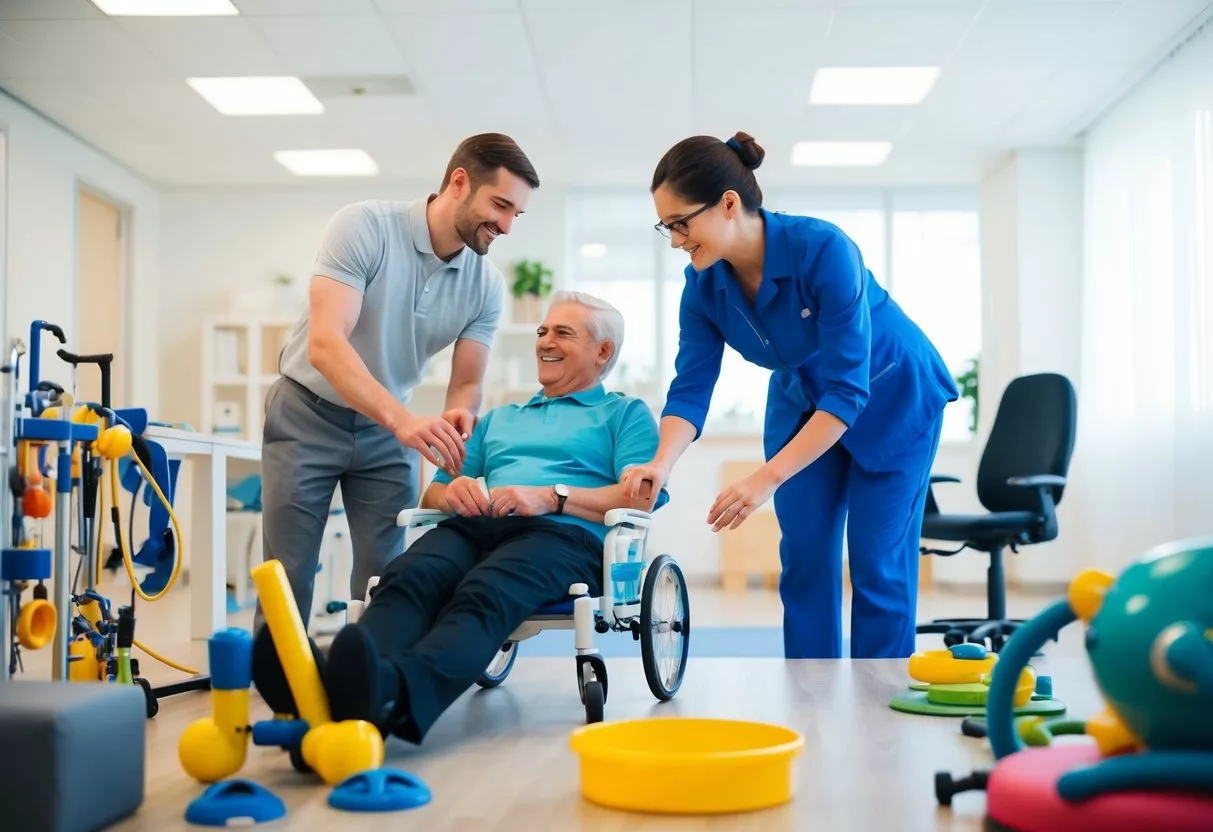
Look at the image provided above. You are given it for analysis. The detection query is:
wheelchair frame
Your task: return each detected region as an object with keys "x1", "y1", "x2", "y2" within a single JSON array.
[{"x1": 343, "y1": 506, "x2": 691, "y2": 724}]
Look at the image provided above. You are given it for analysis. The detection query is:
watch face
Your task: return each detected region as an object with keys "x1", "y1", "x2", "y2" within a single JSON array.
[{"x1": 556, "y1": 484, "x2": 569, "y2": 497}]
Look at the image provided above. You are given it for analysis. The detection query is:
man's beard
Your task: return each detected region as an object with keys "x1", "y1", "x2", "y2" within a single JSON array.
[{"x1": 454, "y1": 204, "x2": 493, "y2": 255}]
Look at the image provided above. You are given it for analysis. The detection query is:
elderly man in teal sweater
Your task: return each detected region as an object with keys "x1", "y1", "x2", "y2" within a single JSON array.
[{"x1": 253, "y1": 290, "x2": 668, "y2": 743}]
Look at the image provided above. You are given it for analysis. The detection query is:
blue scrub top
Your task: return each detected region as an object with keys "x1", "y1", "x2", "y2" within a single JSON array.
[{"x1": 661, "y1": 209, "x2": 959, "y2": 470}]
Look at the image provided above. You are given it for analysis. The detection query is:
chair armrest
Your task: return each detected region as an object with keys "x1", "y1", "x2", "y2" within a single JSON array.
[
  {"x1": 924, "y1": 474, "x2": 960, "y2": 516},
  {"x1": 1005, "y1": 475, "x2": 1065, "y2": 542},
  {"x1": 604, "y1": 508, "x2": 653, "y2": 529},
  {"x1": 1006, "y1": 475, "x2": 1066, "y2": 489},
  {"x1": 396, "y1": 508, "x2": 453, "y2": 528}
]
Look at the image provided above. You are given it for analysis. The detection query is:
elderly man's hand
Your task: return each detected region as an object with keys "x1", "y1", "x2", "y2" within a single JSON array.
[
  {"x1": 488, "y1": 485, "x2": 555, "y2": 518},
  {"x1": 446, "y1": 476, "x2": 490, "y2": 516}
]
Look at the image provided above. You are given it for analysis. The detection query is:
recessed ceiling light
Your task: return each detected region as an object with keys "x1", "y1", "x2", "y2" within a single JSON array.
[
  {"x1": 579, "y1": 244, "x2": 607, "y2": 258},
  {"x1": 274, "y1": 149, "x2": 379, "y2": 177},
  {"x1": 809, "y1": 67, "x2": 940, "y2": 106},
  {"x1": 187, "y1": 77, "x2": 324, "y2": 116},
  {"x1": 790, "y1": 142, "x2": 892, "y2": 167},
  {"x1": 91, "y1": 0, "x2": 238, "y2": 15}
]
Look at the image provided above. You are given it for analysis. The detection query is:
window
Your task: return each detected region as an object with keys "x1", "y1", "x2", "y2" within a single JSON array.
[
  {"x1": 564, "y1": 190, "x2": 982, "y2": 443},
  {"x1": 889, "y1": 206, "x2": 982, "y2": 442}
]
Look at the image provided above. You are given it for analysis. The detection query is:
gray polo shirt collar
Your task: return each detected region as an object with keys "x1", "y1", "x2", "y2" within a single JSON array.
[{"x1": 410, "y1": 194, "x2": 467, "y2": 267}]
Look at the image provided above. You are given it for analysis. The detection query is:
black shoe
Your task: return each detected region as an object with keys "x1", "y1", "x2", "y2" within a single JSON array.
[
  {"x1": 325, "y1": 624, "x2": 402, "y2": 733},
  {"x1": 251, "y1": 622, "x2": 327, "y2": 716}
]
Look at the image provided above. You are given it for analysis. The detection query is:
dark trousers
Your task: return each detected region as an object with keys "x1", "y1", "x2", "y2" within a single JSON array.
[{"x1": 356, "y1": 516, "x2": 603, "y2": 743}]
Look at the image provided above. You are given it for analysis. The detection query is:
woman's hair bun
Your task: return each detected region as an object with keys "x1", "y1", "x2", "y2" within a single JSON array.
[{"x1": 730, "y1": 131, "x2": 765, "y2": 170}]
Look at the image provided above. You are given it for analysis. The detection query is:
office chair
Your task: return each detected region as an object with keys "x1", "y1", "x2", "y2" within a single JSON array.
[{"x1": 916, "y1": 373, "x2": 1077, "y2": 652}]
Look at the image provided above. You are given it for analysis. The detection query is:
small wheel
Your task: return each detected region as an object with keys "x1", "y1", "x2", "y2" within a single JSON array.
[
  {"x1": 584, "y1": 680, "x2": 604, "y2": 724},
  {"x1": 476, "y1": 641, "x2": 517, "y2": 688},
  {"x1": 136, "y1": 678, "x2": 159, "y2": 719},
  {"x1": 639, "y1": 554, "x2": 690, "y2": 701},
  {"x1": 289, "y1": 742, "x2": 312, "y2": 774}
]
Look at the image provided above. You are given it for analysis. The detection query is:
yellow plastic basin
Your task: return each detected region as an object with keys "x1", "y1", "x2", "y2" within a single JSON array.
[{"x1": 569, "y1": 718, "x2": 805, "y2": 815}]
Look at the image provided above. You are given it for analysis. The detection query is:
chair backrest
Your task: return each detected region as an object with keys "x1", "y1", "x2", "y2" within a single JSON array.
[{"x1": 976, "y1": 373, "x2": 1077, "y2": 514}]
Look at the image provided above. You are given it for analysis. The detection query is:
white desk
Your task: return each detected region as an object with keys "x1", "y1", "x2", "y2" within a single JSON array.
[{"x1": 143, "y1": 426, "x2": 260, "y2": 663}]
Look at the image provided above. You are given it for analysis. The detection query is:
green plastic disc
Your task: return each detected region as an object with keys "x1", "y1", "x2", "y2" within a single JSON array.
[
  {"x1": 889, "y1": 689, "x2": 1067, "y2": 717},
  {"x1": 927, "y1": 683, "x2": 989, "y2": 706}
]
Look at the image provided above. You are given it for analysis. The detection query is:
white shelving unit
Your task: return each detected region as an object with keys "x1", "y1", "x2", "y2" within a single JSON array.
[{"x1": 201, "y1": 314, "x2": 299, "y2": 442}]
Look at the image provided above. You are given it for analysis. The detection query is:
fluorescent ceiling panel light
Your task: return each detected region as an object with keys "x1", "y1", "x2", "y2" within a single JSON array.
[
  {"x1": 809, "y1": 67, "x2": 940, "y2": 105},
  {"x1": 187, "y1": 77, "x2": 324, "y2": 116},
  {"x1": 790, "y1": 142, "x2": 892, "y2": 167},
  {"x1": 579, "y1": 243, "x2": 607, "y2": 258},
  {"x1": 91, "y1": 0, "x2": 238, "y2": 15},
  {"x1": 274, "y1": 149, "x2": 379, "y2": 177}
]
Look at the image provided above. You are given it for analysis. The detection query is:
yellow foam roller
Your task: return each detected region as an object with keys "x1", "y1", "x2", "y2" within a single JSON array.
[{"x1": 250, "y1": 559, "x2": 331, "y2": 728}]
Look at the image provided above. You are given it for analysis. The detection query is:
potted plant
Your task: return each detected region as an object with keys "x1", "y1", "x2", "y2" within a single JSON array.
[
  {"x1": 955, "y1": 356, "x2": 979, "y2": 434},
  {"x1": 511, "y1": 259, "x2": 554, "y2": 323}
]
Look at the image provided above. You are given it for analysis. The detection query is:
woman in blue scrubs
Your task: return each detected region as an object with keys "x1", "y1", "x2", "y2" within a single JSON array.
[{"x1": 622, "y1": 132, "x2": 959, "y2": 660}]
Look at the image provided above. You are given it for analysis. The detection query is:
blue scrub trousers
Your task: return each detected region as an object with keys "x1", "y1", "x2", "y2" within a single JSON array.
[{"x1": 764, "y1": 382, "x2": 944, "y2": 660}]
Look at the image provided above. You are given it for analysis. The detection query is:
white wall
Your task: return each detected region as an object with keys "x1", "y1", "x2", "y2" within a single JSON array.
[
  {"x1": 0, "y1": 89, "x2": 160, "y2": 411},
  {"x1": 967, "y1": 148, "x2": 1084, "y2": 588}
]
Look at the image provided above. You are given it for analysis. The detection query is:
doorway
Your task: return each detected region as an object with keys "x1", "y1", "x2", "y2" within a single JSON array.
[{"x1": 75, "y1": 188, "x2": 127, "y2": 407}]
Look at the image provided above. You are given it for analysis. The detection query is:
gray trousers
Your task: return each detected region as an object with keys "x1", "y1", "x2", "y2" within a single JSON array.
[{"x1": 258, "y1": 377, "x2": 419, "y2": 627}]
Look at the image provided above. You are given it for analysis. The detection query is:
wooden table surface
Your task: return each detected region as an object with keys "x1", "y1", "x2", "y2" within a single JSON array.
[{"x1": 116, "y1": 647, "x2": 1100, "y2": 832}]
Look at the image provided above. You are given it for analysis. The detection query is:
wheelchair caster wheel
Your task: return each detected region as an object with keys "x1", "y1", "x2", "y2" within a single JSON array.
[
  {"x1": 136, "y1": 677, "x2": 158, "y2": 719},
  {"x1": 476, "y1": 641, "x2": 517, "y2": 689},
  {"x1": 576, "y1": 654, "x2": 608, "y2": 706},
  {"x1": 583, "y1": 680, "x2": 604, "y2": 724}
]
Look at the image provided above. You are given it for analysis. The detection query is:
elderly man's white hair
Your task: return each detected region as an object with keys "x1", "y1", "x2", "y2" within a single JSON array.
[{"x1": 548, "y1": 289, "x2": 625, "y2": 379}]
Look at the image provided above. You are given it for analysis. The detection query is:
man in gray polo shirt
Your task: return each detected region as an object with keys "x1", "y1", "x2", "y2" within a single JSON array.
[{"x1": 260, "y1": 133, "x2": 540, "y2": 627}]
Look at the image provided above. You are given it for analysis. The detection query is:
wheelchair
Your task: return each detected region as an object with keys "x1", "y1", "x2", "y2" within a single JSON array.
[{"x1": 343, "y1": 505, "x2": 691, "y2": 725}]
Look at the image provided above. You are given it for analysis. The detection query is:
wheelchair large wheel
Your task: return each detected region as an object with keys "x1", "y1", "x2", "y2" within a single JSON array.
[
  {"x1": 476, "y1": 641, "x2": 517, "y2": 688},
  {"x1": 639, "y1": 554, "x2": 690, "y2": 701}
]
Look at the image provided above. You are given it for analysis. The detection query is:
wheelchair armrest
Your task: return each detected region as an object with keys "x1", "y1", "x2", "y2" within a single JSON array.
[
  {"x1": 396, "y1": 508, "x2": 453, "y2": 528},
  {"x1": 604, "y1": 508, "x2": 653, "y2": 529}
]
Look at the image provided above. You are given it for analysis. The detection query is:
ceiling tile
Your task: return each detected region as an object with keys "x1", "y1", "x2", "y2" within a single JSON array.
[
  {"x1": 249, "y1": 15, "x2": 410, "y2": 77},
  {"x1": 949, "y1": 2, "x2": 1123, "y2": 71},
  {"x1": 819, "y1": 5, "x2": 983, "y2": 66},
  {"x1": 115, "y1": 17, "x2": 286, "y2": 77},
  {"x1": 692, "y1": 6, "x2": 835, "y2": 129},
  {"x1": 382, "y1": 11, "x2": 553, "y2": 138},
  {"x1": 1066, "y1": 0, "x2": 1213, "y2": 69},
  {"x1": 521, "y1": 0, "x2": 693, "y2": 140},
  {"x1": 902, "y1": 67, "x2": 1054, "y2": 145},
  {"x1": 0, "y1": 0, "x2": 105, "y2": 19},
  {"x1": 374, "y1": 0, "x2": 518, "y2": 10},
  {"x1": 232, "y1": 0, "x2": 378, "y2": 14},
  {"x1": 0, "y1": 20, "x2": 169, "y2": 80}
]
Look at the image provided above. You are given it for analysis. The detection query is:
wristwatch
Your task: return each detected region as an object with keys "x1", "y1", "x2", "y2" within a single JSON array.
[{"x1": 553, "y1": 483, "x2": 569, "y2": 515}]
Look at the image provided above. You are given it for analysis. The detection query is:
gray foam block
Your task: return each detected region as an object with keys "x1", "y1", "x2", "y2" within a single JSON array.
[{"x1": 0, "y1": 680, "x2": 146, "y2": 832}]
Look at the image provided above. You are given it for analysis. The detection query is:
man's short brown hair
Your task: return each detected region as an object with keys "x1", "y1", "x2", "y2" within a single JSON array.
[{"x1": 440, "y1": 133, "x2": 540, "y2": 192}]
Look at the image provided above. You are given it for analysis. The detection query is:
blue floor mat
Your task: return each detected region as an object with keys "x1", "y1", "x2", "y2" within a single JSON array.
[{"x1": 511, "y1": 626, "x2": 849, "y2": 658}]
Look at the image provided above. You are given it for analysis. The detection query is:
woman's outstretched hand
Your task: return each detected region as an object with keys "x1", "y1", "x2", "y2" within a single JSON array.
[{"x1": 708, "y1": 467, "x2": 780, "y2": 532}]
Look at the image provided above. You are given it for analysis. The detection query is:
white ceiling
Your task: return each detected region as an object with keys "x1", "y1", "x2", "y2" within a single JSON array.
[{"x1": 1, "y1": 0, "x2": 1210, "y2": 190}]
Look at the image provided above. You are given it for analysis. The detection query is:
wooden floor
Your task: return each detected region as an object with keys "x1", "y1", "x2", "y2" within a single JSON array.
[{"x1": 17, "y1": 580, "x2": 1103, "y2": 831}]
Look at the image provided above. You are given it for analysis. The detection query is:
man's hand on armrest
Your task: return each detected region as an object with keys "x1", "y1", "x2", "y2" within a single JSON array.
[{"x1": 422, "y1": 477, "x2": 490, "y2": 516}]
